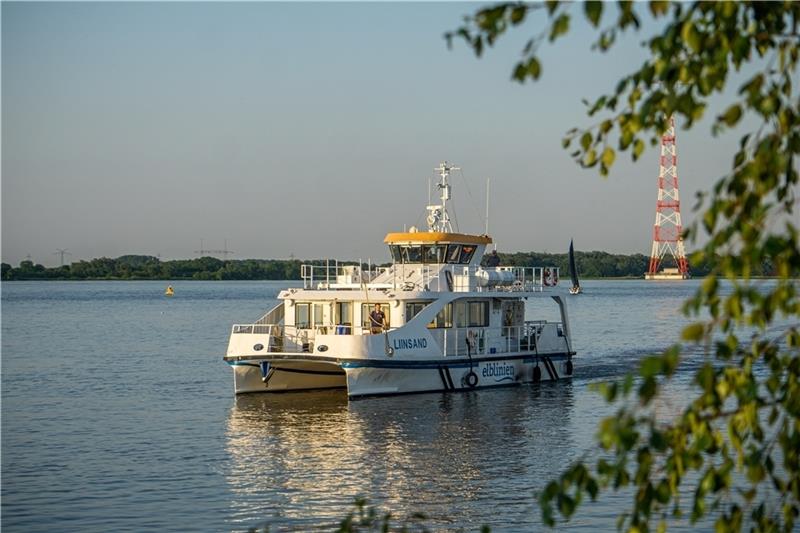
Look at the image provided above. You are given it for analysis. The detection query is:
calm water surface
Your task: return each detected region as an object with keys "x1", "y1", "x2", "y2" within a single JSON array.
[{"x1": 1, "y1": 280, "x2": 770, "y2": 531}]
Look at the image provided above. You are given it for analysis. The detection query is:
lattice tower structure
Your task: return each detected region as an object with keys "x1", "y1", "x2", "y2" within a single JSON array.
[{"x1": 647, "y1": 116, "x2": 689, "y2": 277}]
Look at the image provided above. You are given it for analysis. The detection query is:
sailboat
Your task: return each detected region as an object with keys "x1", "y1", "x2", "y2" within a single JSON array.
[{"x1": 568, "y1": 239, "x2": 582, "y2": 295}]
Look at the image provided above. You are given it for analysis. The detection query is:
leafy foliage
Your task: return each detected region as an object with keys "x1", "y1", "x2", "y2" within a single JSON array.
[{"x1": 450, "y1": 1, "x2": 799, "y2": 531}]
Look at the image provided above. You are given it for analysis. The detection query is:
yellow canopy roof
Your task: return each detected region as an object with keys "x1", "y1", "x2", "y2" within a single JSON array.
[{"x1": 384, "y1": 232, "x2": 492, "y2": 245}]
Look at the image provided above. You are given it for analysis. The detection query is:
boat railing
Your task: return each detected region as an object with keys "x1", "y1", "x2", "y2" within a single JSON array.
[
  {"x1": 301, "y1": 262, "x2": 391, "y2": 289},
  {"x1": 230, "y1": 322, "x2": 399, "y2": 353},
  {"x1": 300, "y1": 262, "x2": 560, "y2": 292},
  {"x1": 393, "y1": 265, "x2": 560, "y2": 292},
  {"x1": 231, "y1": 323, "x2": 317, "y2": 353},
  {"x1": 437, "y1": 320, "x2": 562, "y2": 357}
]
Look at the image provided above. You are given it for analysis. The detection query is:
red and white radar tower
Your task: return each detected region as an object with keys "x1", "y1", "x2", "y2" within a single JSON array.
[{"x1": 645, "y1": 115, "x2": 690, "y2": 280}]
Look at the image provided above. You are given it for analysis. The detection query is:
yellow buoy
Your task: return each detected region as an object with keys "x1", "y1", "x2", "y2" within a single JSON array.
[{"x1": 165, "y1": 286, "x2": 174, "y2": 297}]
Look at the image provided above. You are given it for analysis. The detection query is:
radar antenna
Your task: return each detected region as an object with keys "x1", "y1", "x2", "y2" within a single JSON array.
[{"x1": 427, "y1": 161, "x2": 459, "y2": 232}]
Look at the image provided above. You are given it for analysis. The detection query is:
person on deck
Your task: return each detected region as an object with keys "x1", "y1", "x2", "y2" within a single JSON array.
[
  {"x1": 485, "y1": 249, "x2": 500, "y2": 267},
  {"x1": 369, "y1": 304, "x2": 386, "y2": 334}
]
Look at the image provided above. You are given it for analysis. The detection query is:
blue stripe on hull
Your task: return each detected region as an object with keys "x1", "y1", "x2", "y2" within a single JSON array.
[{"x1": 340, "y1": 353, "x2": 571, "y2": 370}]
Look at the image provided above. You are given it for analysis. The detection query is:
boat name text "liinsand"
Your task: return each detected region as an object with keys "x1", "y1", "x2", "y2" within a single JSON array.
[
  {"x1": 392, "y1": 338, "x2": 428, "y2": 350},
  {"x1": 482, "y1": 362, "x2": 515, "y2": 381}
]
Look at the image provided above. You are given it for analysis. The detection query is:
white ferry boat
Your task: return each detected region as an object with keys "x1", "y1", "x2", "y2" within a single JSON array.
[{"x1": 224, "y1": 162, "x2": 575, "y2": 398}]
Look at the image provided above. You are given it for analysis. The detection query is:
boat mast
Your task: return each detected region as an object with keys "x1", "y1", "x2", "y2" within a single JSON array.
[{"x1": 427, "y1": 161, "x2": 459, "y2": 232}]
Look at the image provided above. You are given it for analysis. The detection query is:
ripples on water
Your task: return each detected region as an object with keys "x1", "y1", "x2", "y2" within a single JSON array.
[{"x1": 0, "y1": 279, "x2": 785, "y2": 531}]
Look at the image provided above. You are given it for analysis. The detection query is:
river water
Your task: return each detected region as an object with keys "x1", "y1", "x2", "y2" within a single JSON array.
[{"x1": 0, "y1": 279, "x2": 778, "y2": 531}]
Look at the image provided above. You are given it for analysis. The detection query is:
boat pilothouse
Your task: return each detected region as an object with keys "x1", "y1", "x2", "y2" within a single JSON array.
[{"x1": 224, "y1": 162, "x2": 575, "y2": 397}]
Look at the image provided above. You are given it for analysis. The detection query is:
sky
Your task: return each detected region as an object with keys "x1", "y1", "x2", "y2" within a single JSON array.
[{"x1": 2, "y1": 2, "x2": 755, "y2": 267}]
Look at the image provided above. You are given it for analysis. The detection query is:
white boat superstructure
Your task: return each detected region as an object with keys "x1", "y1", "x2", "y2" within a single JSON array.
[{"x1": 224, "y1": 162, "x2": 574, "y2": 398}]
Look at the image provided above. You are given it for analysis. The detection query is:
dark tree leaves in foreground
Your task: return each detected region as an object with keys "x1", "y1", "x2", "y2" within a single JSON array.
[{"x1": 449, "y1": 1, "x2": 799, "y2": 532}]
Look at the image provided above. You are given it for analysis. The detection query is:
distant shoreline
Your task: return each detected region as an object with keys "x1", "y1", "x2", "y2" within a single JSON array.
[{"x1": 1, "y1": 251, "x2": 761, "y2": 281}]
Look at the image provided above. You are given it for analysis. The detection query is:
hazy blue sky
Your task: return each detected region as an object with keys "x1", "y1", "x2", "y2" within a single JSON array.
[{"x1": 3, "y1": 2, "x2": 752, "y2": 266}]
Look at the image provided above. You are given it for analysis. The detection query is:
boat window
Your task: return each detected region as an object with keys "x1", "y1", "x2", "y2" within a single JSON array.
[
  {"x1": 468, "y1": 301, "x2": 489, "y2": 327},
  {"x1": 403, "y1": 246, "x2": 423, "y2": 263},
  {"x1": 335, "y1": 301, "x2": 352, "y2": 334},
  {"x1": 313, "y1": 303, "x2": 325, "y2": 327},
  {"x1": 389, "y1": 245, "x2": 402, "y2": 263},
  {"x1": 454, "y1": 301, "x2": 468, "y2": 328},
  {"x1": 446, "y1": 244, "x2": 462, "y2": 263},
  {"x1": 361, "y1": 303, "x2": 390, "y2": 331},
  {"x1": 405, "y1": 301, "x2": 429, "y2": 322},
  {"x1": 429, "y1": 303, "x2": 452, "y2": 328},
  {"x1": 459, "y1": 245, "x2": 476, "y2": 264},
  {"x1": 423, "y1": 244, "x2": 446, "y2": 264},
  {"x1": 295, "y1": 303, "x2": 311, "y2": 329}
]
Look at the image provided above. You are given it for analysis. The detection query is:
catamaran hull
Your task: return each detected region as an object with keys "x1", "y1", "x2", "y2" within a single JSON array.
[
  {"x1": 228, "y1": 360, "x2": 346, "y2": 394},
  {"x1": 227, "y1": 354, "x2": 573, "y2": 397}
]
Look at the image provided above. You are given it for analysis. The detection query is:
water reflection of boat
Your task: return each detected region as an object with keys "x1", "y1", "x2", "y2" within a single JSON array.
[
  {"x1": 224, "y1": 162, "x2": 575, "y2": 398},
  {"x1": 224, "y1": 385, "x2": 576, "y2": 530},
  {"x1": 568, "y1": 239, "x2": 582, "y2": 295}
]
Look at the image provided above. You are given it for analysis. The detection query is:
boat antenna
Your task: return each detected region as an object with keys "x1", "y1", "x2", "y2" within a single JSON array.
[
  {"x1": 427, "y1": 161, "x2": 458, "y2": 232},
  {"x1": 485, "y1": 177, "x2": 490, "y2": 237}
]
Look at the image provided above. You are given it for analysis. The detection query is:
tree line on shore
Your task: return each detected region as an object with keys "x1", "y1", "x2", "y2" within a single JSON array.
[{"x1": 0, "y1": 250, "x2": 740, "y2": 281}]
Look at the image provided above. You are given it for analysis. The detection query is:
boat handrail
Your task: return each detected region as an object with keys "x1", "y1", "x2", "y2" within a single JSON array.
[
  {"x1": 301, "y1": 262, "x2": 391, "y2": 290},
  {"x1": 438, "y1": 320, "x2": 567, "y2": 357},
  {"x1": 300, "y1": 263, "x2": 560, "y2": 292}
]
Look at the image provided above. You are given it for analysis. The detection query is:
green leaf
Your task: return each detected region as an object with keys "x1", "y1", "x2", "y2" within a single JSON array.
[
  {"x1": 510, "y1": 6, "x2": 526, "y2": 25},
  {"x1": 601, "y1": 147, "x2": 616, "y2": 167},
  {"x1": 584, "y1": 148, "x2": 597, "y2": 167},
  {"x1": 640, "y1": 355, "x2": 663, "y2": 378},
  {"x1": 681, "y1": 21, "x2": 702, "y2": 53},
  {"x1": 682, "y1": 323, "x2": 705, "y2": 342},
  {"x1": 633, "y1": 138, "x2": 645, "y2": 160},
  {"x1": 580, "y1": 132, "x2": 592, "y2": 150},
  {"x1": 649, "y1": 1, "x2": 669, "y2": 17},
  {"x1": 527, "y1": 57, "x2": 542, "y2": 80},
  {"x1": 719, "y1": 104, "x2": 742, "y2": 127},
  {"x1": 549, "y1": 13, "x2": 570, "y2": 42},
  {"x1": 584, "y1": 1, "x2": 602, "y2": 27}
]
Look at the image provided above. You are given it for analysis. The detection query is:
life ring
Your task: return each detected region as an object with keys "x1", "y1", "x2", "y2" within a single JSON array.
[
  {"x1": 465, "y1": 371, "x2": 478, "y2": 388},
  {"x1": 543, "y1": 268, "x2": 551, "y2": 286},
  {"x1": 533, "y1": 365, "x2": 542, "y2": 382},
  {"x1": 552, "y1": 271, "x2": 559, "y2": 286}
]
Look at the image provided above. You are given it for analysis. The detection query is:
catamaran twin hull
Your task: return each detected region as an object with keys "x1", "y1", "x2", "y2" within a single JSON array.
[{"x1": 227, "y1": 352, "x2": 574, "y2": 398}]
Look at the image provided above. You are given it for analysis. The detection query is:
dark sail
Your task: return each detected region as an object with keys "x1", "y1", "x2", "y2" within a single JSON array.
[{"x1": 568, "y1": 239, "x2": 580, "y2": 289}]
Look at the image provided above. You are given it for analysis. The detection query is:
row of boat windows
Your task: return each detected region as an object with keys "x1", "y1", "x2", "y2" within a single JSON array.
[
  {"x1": 388, "y1": 244, "x2": 476, "y2": 264},
  {"x1": 294, "y1": 300, "x2": 489, "y2": 329}
]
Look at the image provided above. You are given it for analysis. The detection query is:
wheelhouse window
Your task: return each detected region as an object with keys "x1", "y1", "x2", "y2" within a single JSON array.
[
  {"x1": 389, "y1": 245, "x2": 402, "y2": 263},
  {"x1": 402, "y1": 246, "x2": 423, "y2": 263},
  {"x1": 446, "y1": 244, "x2": 461, "y2": 263},
  {"x1": 423, "y1": 245, "x2": 446, "y2": 264},
  {"x1": 459, "y1": 245, "x2": 476, "y2": 264}
]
